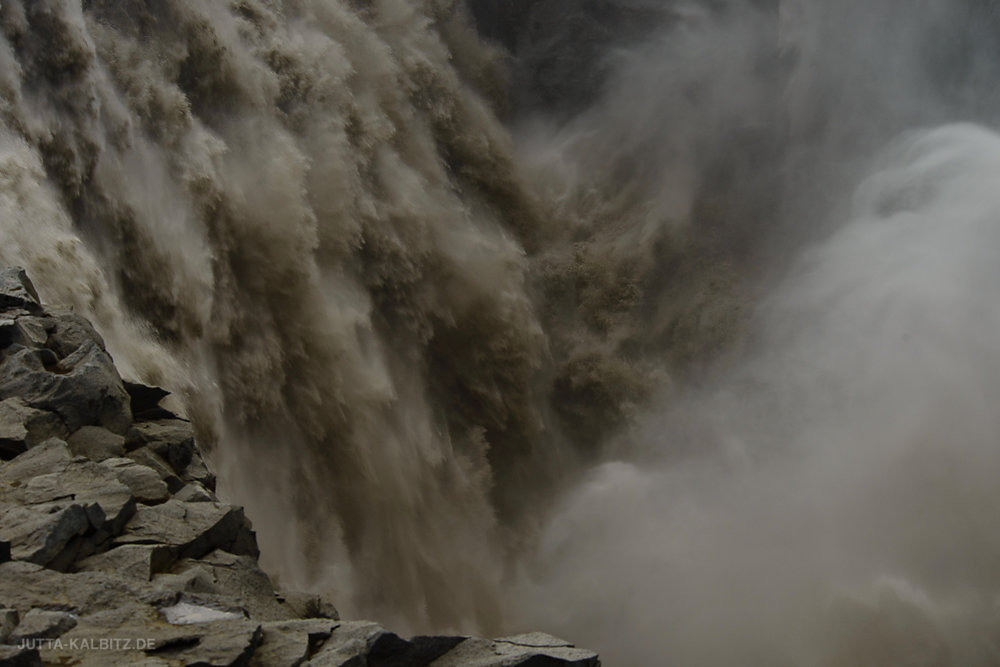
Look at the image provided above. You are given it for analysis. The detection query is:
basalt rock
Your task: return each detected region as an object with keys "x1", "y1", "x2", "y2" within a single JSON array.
[{"x1": 0, "y1": 268, "x2": 601, "y2": 665}]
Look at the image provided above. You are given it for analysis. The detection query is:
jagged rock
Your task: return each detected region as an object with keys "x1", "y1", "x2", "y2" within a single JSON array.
[
  {"x1": 0, "y1": 268, "x2": 601, "y2": 666},
  {"x1": 182, "y1": 449, "x2": 217, "y2": 492},
  {"x1": 279, "y1": 591, "x2": 340, "y2": 621},
  {"x1": 75, "y1": 544, "x2": 177, "y2": 581},
  {"x1": 304, "y1": 621, "x2": 392, "y2": 666},
  {"x1": 0, "y1": 439, "x2": 72, "y2": 484},
  {"x1": 124, "y1": 421, "x2": 217, "y2": 491},
  {"x1": 0, "y1": 561, "x2": 147, "y2": 617},
  {"x1": 42, "y1": 604, "x2": 196, "y2": 665},
  {"x1": 0, "y1": 441, "x2": 137, "y2": 569},
  {"x1": 0, "y1": 501, "x2": 91, "y2": 567},
  {"x1": 125, "y1": 420, "x2": 194, "y2": 470},
  {"x1": 125, "y1": 446, "x2": 184, "y2": 493},
  {"x1": 0, "y1": 343, "x2": 131, "y2": 436},
  {"x1": 154, "y1": 550, "x2": 288, "y2": 621},
  {"x1": 301, "y1": 621, "x2": 466, "y2": 667},
  {"x1": 174, "y1": 482, "x2": 213, "y2": 503},
  {"x1": 67, "y1": 426, "x2": 125, "y2": 462},
  {"x1": 0, "y1": 609, "x2": 19, "y2": 642},
  {"x1": 101, "y1": 458, "x2": 170, "y2": 505},
  {"x1": 115, "y1": 499, "x2": 259, "y2": 560},
  {"x1": 0, "y1": 268, "x2": 41, "y2": 313},
  {"x1": 429, "y1": 635, "x2": 601, "y2": 666},
  {"x1": 0, "y1": 399, "x2": 67, "y2": 460},
  {"x1": 6, "y1": 318, "x2": 50, "y2": 349},
  {"x1": 7, "y1": 609, "x2": 77, "y2": 642},
  {"x1": 41, "y1": 309, "x2": 106, "y2": 359},
  {"x1": 148, "y1": 619, "x2": 263, "y2": 666},
  {"x1": 5, "y1": 453, "x2": 136, "y2": 532},
  {"x1": 0, "y1": 645, "x2": 42, "y2": 667},
  {"x1": 250, "y1": 619, "x2": 338, "y2": 666}
]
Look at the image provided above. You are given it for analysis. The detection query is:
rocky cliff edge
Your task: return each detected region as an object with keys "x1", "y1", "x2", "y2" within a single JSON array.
[{"x1": 0, "y1": 267, "x2": 600, "y2": 667}]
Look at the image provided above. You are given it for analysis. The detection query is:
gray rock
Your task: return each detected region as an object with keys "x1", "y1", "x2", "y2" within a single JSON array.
[
  {"x1": 304, "y1": 621, "x2": 389, "y2": 666},
  {"x1": 301, "y1": 621, "x2": 465, "y2": 667},
  {"x1": 115, "y1": 499, "x2": 259, "y2": 560},
  {"x1": 75, "y1": 544, "x2": 176, "y2": 581},
  {"x1": 495, "y1": 633, "x2": 575, "y2": 648},
  {"x1": 67, "y1": 426, "x2": 125, "y2": 462},
  {"x1": 162, "y1": 550, "x2": 290, "y2": 622},
  {"x1": 0, "y1": 399, "x2": 68, "y2": 460},
  {"x1": 251, "y1": 619, "x2": 338, "y2": 667},
  {"x1": 0, "y1": 561, "x2": 144, "y2": 617},
  {"x1": 0, "y1": 451, "x2": 136, "y2": 568},
  {"x1": 125, "y1": 446, "x2": 184, "y2": 493},
  {"x1": 9, "y1": 457, "x2": 136, "y2": 534},
  {"x1": 0, "y1": 501, "x2": 91, "y2": 566},
  {"x1": 174, "y1": 482, "x2": 214, "y2": 503},
  {"x1": 429, "y1": 635, "x2": 601, "y2": 666},
  {"x1": 181, "y1": 448, "x2": 217, "y2": 492},
  {"x1": 101, "y1": 458, "x2": 169, "y2": 504},
  {"x1": 0, "y1": 608, "x2": 18, "y2": 643},
  {"x1": 0, "y1": 343, "x2": 131, "y2": 436},
  {"x1": 148, "y1": 619, "x2": 263, "y2": 667},
  {"x1": 42, "y1": 604, "x2": 191, "y2": 666},
  {"x1": 41, "y1": 308, "x2": 107, "y2": 358},
  {"x1": 153, "y1": 564, "x2": 220, "y2": 598},
  {"x1": 8, "y1": 318, "x2": 50, "y2": 348},
  {"x1": 0, "y1": 439, "x2": 72, "y2": 484},
  {"x1": 0, "y1": 268, "x2": 41, "y2": 313},
  {"x1": 278, "y1": 591, "x2": 340, "y2": 621},
  {"x1": 0, "y1": 644, "x2": 42, "y2": 667},
  {"x1": 125, "y1": 420, "x2": 194, "y2": 470},
  {"x1": 7, "y1": 609, "x2": 77, "y2": 642}
]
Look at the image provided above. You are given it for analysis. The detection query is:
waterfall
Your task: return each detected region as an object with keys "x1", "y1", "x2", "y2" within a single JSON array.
[{"x1": 2, "y1": 0, "x2": 999, "y2": 663}]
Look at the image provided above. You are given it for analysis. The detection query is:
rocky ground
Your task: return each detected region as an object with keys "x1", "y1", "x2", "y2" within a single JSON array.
[{"x1": 0, "y1": 268, "x2": 600, "y2": 666}]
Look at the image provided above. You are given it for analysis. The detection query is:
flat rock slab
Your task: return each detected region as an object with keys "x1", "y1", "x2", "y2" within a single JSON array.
[
  {"x1": 75, "y1": 544, "x2": 177, "y2": 581},
  {"x1": 115, "y1": 499, "x2": 258, "y2": 560},
  {"x1": 0, "y1": 561, "x2": 145, "y2": 617},
  {"x1": 174, "y1": 482, "x2": 214, "y2": 503},
  {"x1": 147, "y1": 619, "x2": 263, "y2": 667},
  {"x1": 0, "y1": 439, "x2": 72, "y2": 485},
  {"x1": 429, "y1": 636, "x2": 601, "y2": 667},
  {"x1": 67, "y1": 426, "x2": 125, "y2": 462}
]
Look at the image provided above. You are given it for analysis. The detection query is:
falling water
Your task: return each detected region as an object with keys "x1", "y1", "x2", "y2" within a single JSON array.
[{"x1": 1, "y1": 0, "x2": 1000, "y2": 663}]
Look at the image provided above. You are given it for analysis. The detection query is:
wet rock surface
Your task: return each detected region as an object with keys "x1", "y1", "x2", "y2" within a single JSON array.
[{"x1": 0, "y1": 267, "x2": 600, "y2": 664}]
